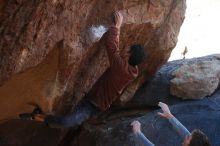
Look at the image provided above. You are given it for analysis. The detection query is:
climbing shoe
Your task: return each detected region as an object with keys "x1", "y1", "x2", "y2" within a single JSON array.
[{"x1": 19, "y1": 104, "x2": 43, "y2": 120}]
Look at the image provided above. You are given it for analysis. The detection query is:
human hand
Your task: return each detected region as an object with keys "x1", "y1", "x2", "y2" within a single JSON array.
[
  {"x1": 130, "y1": 120, "x2": 141, "y2": 134},
  {"x1": 157, "y1": 102, "x2": 173, "y2": 119},
  {"x1": 113, "y1": 11, "x2": 123, "y2": 29}
]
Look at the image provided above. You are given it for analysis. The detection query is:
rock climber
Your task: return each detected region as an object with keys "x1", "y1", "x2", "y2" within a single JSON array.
[{"x1": 19, "y1": 11, "x2": 146, "y2": 128}]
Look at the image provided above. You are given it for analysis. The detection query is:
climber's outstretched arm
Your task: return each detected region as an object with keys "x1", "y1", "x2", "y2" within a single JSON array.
[
  {"x1": 131, "y1": 120, "x2": 155, "y2": 146},
  {"x1": 158, "y1": 102, "x2": 191, "y2": 139}
]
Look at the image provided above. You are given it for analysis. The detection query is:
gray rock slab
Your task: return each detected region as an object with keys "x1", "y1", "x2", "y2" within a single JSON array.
[{"x1": 78, "y1": 89, "x2": 220, "y2": 146}]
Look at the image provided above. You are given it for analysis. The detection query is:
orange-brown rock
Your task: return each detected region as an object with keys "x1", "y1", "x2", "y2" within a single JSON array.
[{"x1": 0, "y1": 0, "x2": 186, "y2": 121}]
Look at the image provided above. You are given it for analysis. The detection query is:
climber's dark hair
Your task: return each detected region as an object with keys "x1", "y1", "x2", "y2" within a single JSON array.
[
  {"x1": 128, "y1": 44, "x2": 146, "y2": 66},
  {"x1": 189, "y1": 129, "x2": 211, "y2": 146}
]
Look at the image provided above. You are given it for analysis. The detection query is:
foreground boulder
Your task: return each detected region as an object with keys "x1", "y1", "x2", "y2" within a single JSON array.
[
  {"x1": 0, "y1": 0, "x2": 186, "y2": 120},
  {"x1": 73, "y1": 89, "x2": 220, "y2": 146},
  {"x1": 1, "y1": 92, "x2": 220, "y2": 146}
]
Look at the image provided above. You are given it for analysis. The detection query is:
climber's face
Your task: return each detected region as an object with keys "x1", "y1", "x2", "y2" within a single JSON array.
[{"x1": 182, "y1": 135, "x2": 192, "y2": 146}]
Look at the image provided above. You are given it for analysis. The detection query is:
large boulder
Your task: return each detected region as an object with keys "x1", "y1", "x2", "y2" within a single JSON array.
[
  {"x1": 170, "y1": 54, "x2": 220, "y2": 99},
  {"x1": 0, "y1": 0, "x2": 186, "y2": 120}
]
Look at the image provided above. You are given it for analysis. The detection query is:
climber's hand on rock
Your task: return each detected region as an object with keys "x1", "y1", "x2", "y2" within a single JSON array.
[
  {"x1": 114, "y1": 11, "x2": 123, "y2": 29},
  {"x1": 131, "y1": 120, "x2": 141, "y2": 134},
  {"x1": 157, "y1": 102, "x2": 173, "y2": 119}
]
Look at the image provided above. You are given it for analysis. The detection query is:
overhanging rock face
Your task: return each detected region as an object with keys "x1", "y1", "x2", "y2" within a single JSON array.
[{"x1": 0, "y1": 0, "x2": 186, "y2": 120}]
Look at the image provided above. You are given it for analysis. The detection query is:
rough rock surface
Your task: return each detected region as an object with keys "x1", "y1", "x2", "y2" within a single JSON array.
[
  {"x1": 122, "y1": 54, "x2": 220, "y2": 108},
  {"x1": 170, "y1": 54, "x2": 220, "y2": 99},
  {"x1": 70, "y1": 89, "x2": 220, "y2": 146},
  {"x1": 0, "y1": 0, "x2": 186, "y2": 120}
]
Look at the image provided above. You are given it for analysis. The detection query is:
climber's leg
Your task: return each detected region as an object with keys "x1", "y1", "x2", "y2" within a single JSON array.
[{"x1": 44, "y1": 99, "x2": 100, "y2": 128}]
